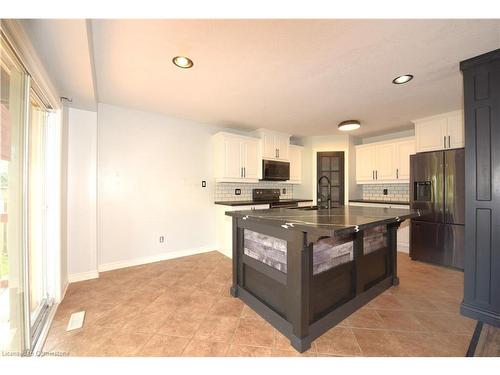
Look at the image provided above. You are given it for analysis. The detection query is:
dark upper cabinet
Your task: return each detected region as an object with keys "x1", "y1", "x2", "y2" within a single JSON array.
[{"x1": 460, "y1": 49, "x2": 500, "y2": 327}]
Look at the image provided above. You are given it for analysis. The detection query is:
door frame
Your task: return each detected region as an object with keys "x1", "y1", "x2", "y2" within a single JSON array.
[{"x1": 316, "y1": 151, "x2": 345, "y2": 206}]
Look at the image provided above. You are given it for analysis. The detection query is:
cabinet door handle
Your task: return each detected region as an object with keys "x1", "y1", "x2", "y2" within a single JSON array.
[
  {"x1": 396, "y1": 168, "x2": 399, "y2": 179},
  {"x1": 243, "y1": 167, "x2": 246, "y2": 177},
  {"x1": 241, "y1": 167, "x2": 243, "y2": 178},
  {"x1": 448, "y1": 135, "x2": 451, "y2": 148},
  {"x1": 376, "y1": 170, "x2": 378, "y2": 179},
  {"x1": 444, "y1": 136, "x2": 446, "y2": 149},
  {"x1": 278, "y1": 149, "x2": 280, "y2": 158}
]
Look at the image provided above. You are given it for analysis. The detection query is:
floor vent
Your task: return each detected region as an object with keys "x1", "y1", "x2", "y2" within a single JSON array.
[{"x1": 67, "y1": 311, "x2": 86, "y2": 331}]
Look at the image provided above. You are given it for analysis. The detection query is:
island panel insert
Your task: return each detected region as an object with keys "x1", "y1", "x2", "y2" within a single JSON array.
[
  {"x1": 363, "y1": 225, "x2": 388, "y2": 255},
  {"x1": 243, "y1": 228, "x2": 354, "y2": 275},
  {"x1": 228, "y1": 206, "x2": 417, "y2": 352}
]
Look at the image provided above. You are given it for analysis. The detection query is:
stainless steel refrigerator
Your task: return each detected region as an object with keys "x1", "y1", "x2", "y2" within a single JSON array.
[{"x1": 409, "y1": 148, "x2": 465, "y2": 269}]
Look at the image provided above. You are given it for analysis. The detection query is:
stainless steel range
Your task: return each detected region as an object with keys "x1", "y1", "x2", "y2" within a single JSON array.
[{"x1": 252, "y1": 188, "x2": 299, "y2": 208}]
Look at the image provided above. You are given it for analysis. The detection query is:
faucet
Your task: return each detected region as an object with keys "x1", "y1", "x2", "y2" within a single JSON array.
[{"x1": 317, "y1": 175, "x2": 332, "y2": 209}]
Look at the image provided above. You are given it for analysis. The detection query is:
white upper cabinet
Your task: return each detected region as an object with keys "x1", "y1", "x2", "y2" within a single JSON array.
[
  {"x1": 446, "y1": 111, "x2": 465, "y2": 149},
  {"x1": 241, "y1": 138, "x2": 260, "y2": 180},
  {"x1": 414, "y1": 110, "x2": 464, "y2": 152},
  {"x1": 253, "y1": 129, "x2": 290, "y2": 161},
  {"x1": 213, "y1": 132, "x2": 260, "y2": 183},
  {"x1": 288, "y1": 144, "x2": 303, "y2": 183},
  {"x1": 356, "y1": 145, "x2": 376, "y2": 182},
  {"x1": 415, "y1": 117, "x2": 447, "y2": 152},
  {"x1": 223, "y1": 135, "x2": 243, "y2": 179},
  {"x1": 375, "y1": 143, "x2": 397, "y2": 180},
  {"x1": 355, "y1": 137, "x2": 415, "y2": 184},
  {"x1": 395, "y1": 139, "x2": 415, "y2": 180},
  {"x1": 275, "y1": 134, "x2": 290, "y2": 160}
]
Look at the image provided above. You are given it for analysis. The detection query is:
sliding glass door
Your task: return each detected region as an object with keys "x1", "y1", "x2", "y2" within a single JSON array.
[
  {"x1": 1, "y1": 32, "x2": 52, "y2": 355},
  {"x1": 27, "y1": 90, "x2": 49, "y2": 343},
  {"x1": 0, "y1": 33, "x2": 29, "y2": 354}
]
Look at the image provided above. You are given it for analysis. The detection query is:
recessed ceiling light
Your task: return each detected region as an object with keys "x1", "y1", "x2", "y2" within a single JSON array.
[
  {"x1": 392, "y1": 74, "x2": 413, "y2": 84},
  {"x1": 338, "y1": 120, "x2": 361, "y2": 131},
  {"x1": 172, "y1": 56, "x2": 193, "y2": 69}
]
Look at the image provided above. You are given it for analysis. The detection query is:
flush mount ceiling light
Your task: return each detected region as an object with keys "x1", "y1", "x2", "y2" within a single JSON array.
[
  {"x1": 392, "y1": 74, "x2": 413, "y2": 84},
  {"x1": 172, "y1": 56, "x2": 193, "y2": 69},
  {"x1": 338, "y1": 120, "x2": 361, "y2": 131}
]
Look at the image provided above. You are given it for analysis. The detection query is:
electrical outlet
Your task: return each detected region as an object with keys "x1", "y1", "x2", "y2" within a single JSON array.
[
  {"x1": 383, "y1": 189, "x2": 388, "y2": 195},
  {"x1": 201, "y1": 180, "x2": 206, "y2": 187},
  {"x1": 235, "y1": 189, "x2": 241, "y2": 195},
  {"x1": 159, "y1": 236, "x2": 165, "y2": 243},
  {"x1": 282, "y1": 188, "x2": 286, "y2": 195}
]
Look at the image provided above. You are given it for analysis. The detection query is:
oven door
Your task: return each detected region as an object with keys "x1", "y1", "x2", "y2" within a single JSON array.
[
  {"x1": 270, "y1": 201, "x2": 298, "y2": 209},
  {"x1": 262, "y1": 160, "x2": 290, "y2": 181}
]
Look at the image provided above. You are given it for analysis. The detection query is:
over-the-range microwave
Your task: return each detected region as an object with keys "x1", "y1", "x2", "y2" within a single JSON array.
[{"x1": 261, "y1": 159, "x2": 290, "y2": 181}]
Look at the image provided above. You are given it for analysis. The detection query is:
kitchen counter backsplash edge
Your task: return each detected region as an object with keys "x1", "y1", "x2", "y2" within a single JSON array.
[{"x1": 215, "y1": 181, "x2": 295, "y2": 202}]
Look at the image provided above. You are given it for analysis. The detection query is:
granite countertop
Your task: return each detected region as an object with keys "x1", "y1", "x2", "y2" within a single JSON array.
[
  {"x1": 349, "y1": 199, "x2": 410, "y2": 205},
  {"x1": 214, "y1": 198, "x2": 314, "y2": 206},
  {"x1": 226, "y1": 205, "x2": 419, "y2": 237}
]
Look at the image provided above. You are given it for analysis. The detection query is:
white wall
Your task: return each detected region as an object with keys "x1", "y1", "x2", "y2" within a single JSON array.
[
  {"x1": 67, "y1": 108, "x2": 98, "y2": 281},
  {"x1": 97, "y1": 103, "x2": 219, "y2": 270}
]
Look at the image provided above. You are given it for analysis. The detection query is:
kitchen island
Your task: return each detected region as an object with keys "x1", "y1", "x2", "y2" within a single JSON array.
[{"x1": 226, "y1": 205, "x2": 419, "y2": 352}]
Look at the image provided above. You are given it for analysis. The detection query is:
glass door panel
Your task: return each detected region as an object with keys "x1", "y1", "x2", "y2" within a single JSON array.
[
  {"x1": 27, "y1": 91, "x2": 48, "y2": 336},
  {"x1": 0, "y1": 34, "x2": 28, "y2": 355}
]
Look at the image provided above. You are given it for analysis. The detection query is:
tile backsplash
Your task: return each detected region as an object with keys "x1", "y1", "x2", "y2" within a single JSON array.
[
  {"x1": 215, "y1": 182, "x2": 294, "y2": 201},
  {"x1": 361, "y1": 183, "x2": 409, "y2": 202}
]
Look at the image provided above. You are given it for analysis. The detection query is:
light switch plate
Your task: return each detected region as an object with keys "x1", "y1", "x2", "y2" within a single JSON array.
[{"x1": 67, "y1": 311, "x2": 85, "y2": 331}]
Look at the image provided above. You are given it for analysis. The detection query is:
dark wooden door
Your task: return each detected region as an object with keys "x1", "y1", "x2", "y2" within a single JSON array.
[
  {"x1": 460, "y1": 48, "x2": 500, "y2": 327},
  {"x1": 317, "y1": 151, "x2": 345, "y2": 207}
]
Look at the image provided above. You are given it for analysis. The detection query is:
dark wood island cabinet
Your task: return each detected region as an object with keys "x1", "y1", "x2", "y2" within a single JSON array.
[{"x1": 226, "y1": 206, "x2": 418, "y2": 352}]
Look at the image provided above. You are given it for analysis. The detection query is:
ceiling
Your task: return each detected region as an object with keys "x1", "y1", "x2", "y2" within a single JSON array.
[
  {"x1": 20, "y1": 19, "x2": 97, "y2": 110},
  {"x1": 21, "y1": 19, "x2": 500, "y2": 137}
]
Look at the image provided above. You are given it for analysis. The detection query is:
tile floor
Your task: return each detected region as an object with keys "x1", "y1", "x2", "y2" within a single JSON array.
[
  {"x1": 43, "y1": 251, "x2": 476, "y2": 357},
  {"x1": 475, "y1": 324, "x2": 500, "y2": 357}
]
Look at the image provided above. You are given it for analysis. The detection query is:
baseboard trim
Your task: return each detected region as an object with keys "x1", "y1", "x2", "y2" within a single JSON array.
[
  {"x1": 60, "y1": 281, "x2": 69, "y2": 302},
  {"x1": 397, "y1": 243, "x2": 409, "y2": 253},
  {"x1": 461, "y1": 302, "x2": 500, "y2": 328},
  {"x1": 68, "y1": 270, "x2": 99, "y2": 283},
  {"x1": 98, "y1": 245, "x2": 217, "y2": 273}
]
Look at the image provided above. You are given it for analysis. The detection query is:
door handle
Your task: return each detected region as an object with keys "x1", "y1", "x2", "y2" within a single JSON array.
[{"x1": 396, "y1": 168, "x2": 399, "y2": 179}]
